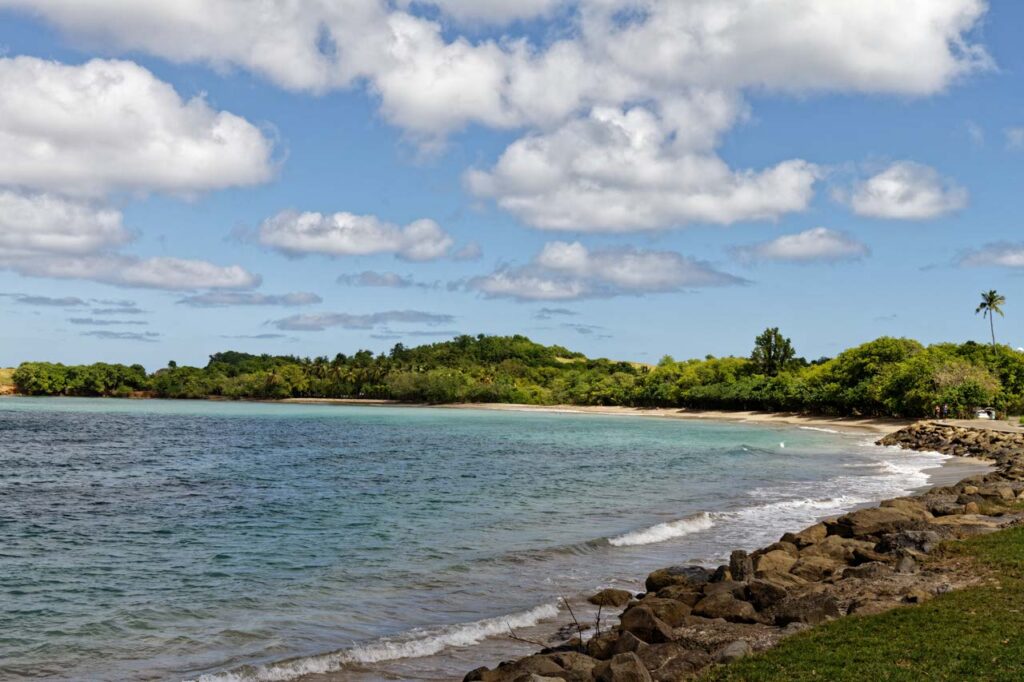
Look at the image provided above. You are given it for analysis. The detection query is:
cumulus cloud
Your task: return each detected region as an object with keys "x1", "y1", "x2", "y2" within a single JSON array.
[
  {"x1": 0, "y1": 57, "x2": 274, "y2": 196},
  {"x1": 272, "y1": 310, "x2": 455, "y2": 331},
  {"x1": 0, "y1": 191, "x2": 260, "y2": 290},
  {"x1": 958, "y1": 243, "x2": 1024, "y2": 268},
  {"x1": 839, "y1": 162, "x2": 968, "y2": 220},
  {"x1": 452, "y1": 242, "x2": 483, "y2": 261},
  {"x1": 400, "y1": 0, "x2": 563, "y2": 24},
  {"x1": 468, "y1": 241, "x2": 743, "y2": 301},
  {"x1": 466, "y1": 106, "x2": 820, "y2": 231},
  {"x1": 337, "y1": 271, "x2": 439, "y2": 289},
  {"x1": 259, "y1": 211, "x2": 454, "y2": 261},
  {"x1": 68, "y1": 317, "x2": 147, "y2": 326},
  {"x1": 176, "y1": 291, "x2": 322, "y2": 308},
  {"x1": 81, "y1": 330, "x2": 160, "y2": 342},
  {"x1": 731, "y1": 228, "x2": 870, "y2": 264}
]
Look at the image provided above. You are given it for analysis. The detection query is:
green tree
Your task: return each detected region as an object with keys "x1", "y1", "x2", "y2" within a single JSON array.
[
  {"x1": 750, "y1": 327, "x2": 796, "y2": 377},
  {"x1": 976, "y1": 290, "x2": 1006, "y2": 349}
]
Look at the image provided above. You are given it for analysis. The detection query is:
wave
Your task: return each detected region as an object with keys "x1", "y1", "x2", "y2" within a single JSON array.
[
  {"x1": 608, "y1": 512, "x2": 714, "y2": 547},
  {"x1": 189, "y1": 602, "x2": 561, "y2": 682},
  {"x1": 798, "y1": 426, "x2": 841, "y2": 434}
]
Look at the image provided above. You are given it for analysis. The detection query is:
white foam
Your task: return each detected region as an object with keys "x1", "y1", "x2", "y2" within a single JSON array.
[
  {"x1": 608, "y1": 512, "x2": 714, "y2": 547},
  {"x1": 798, "y1": 426, "x2": 842, "y2": 434},
  {"x1": 189, "y1": 602, "x2": 561, "y2": 682}
]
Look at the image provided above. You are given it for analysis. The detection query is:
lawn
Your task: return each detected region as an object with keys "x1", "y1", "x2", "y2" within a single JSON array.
[{"x1": 702, "y1": 526, "x2": 1024, "y2": 681}]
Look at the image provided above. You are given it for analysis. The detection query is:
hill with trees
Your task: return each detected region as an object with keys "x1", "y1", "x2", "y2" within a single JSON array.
[{"x1": 10, "y1": 332, "x2": 1024, "y2": 419}]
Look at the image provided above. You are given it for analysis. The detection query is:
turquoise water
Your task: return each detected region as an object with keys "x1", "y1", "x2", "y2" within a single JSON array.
[{"x1": 0, "y1": 398, "x2": 948, "y2": 681}]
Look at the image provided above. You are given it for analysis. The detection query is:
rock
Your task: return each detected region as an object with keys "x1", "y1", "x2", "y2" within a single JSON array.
[
  {"x1": 587, "y1": 631, "x2": 620, "y2": 661},
  {"x1": 752, "y1": 549, "x2": 797, "y2": 574},
  {"x1": 760, "y1": 541, "x2": 800, "y2": 558},
  {"x1": 634, "y1": 597, "x2": 691, "y2": 627},
  {"x1": 746, "y1": 579, "x2": 789, "y2": 611},
  {"x1": 637, "y1": 642, "x2": 710, "y2": 682},
  {"x1": 785, "y1": 522, "x2": 828, "y2": 548},
  {"x1": 701, "y1": 580, "x2": 747, "y2": 600},
  {"x1": 593, "y1": 653, "x2": 653, "y2": 682},
  {"x1": 692, "y1": 592, "x2": 759, "y2": 624},
  {"x1": 546, "y1": 652, "x2": 598, "y2": 681},
  {"x1": 851, "y1": 547, "x2": 891, "y2": 565},
  {"x1": 729, "y1": 550, "x2": 754, "y2": 582},
  {"x1": 880, "y1": 497, "x2": 933, "y2": 517},
  {"x1": 895, "y1": 553, "x2": 919, "y2": 574},
  {"x1": 645, "y1": 566, "x2": 712, "y2": 593},
  {"x1": 903, "y1": 588, "x2": 933, "y2": 604},
  {"x1": 964, "y1": 501, "x2": 981, "y2": 514},
  {"x1": 618, "y1": 606, "x2": 674, "y2": 644},
  {"x1": 826, "y1": 505, "x2": 930, "y2": 538},
  {"x1": 790, "y1": 555, "x2": 842, "y2": 581},
  {"x1": 589, "y1": 588, "x2": 634, "y2": 608},
  {"x1": 464, "y1": 666, "x2": 489, "y2": 681},
  {"x1": 655, "y1": 586, "x2": 702, "y2": 607},
  {"x1": 963, "y1": 485, "x2": 980, "y2": 495},
  {"x1": 841, "y1": 561, "x2": 894, "y2": 580},
  {"x1": 754, "y1": 569, "x2": 808, "y2": 590},
  {"x1": 711, "y1": 565, "x2": 732, "y2": 582},
  {"x1": 771, "y1": 592, "x2": 842, "y2": 626},
  {"x1": 800, "y1": 535, "x2": 876, "y2": 563},
  {"x1": 715, "y1": 640, "x2": 753, "y2": 663},
  {"x1": 611, "y1": 631, "x2": 649, "y2": 656},
  {"x1": 876, "y1": 529, "x2": 942, "y2": 554},
  {"x1": 929, "y1": 514, "x2": 1002, "y2": 533}
]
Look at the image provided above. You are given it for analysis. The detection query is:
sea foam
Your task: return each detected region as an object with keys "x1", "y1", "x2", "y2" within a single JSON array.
[{"x1": 607, "y1": 512, "x2": 715, "y2": 547}]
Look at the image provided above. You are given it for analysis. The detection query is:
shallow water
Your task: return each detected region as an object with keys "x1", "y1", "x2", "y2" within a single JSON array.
[{"x1": 0, "y1": 398, "x2": 958, "y2": 681}]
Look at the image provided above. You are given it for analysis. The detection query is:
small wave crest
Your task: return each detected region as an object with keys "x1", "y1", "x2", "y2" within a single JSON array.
[
  {"x1": 189, "y1": 602, "x2": 561, "y2": 682},
  {"x1": 798, "y1": 426, "x2": 841, "y2": 434},
  {"x1": 608, "y1": 512, "x2": 714, "y2": 547}
]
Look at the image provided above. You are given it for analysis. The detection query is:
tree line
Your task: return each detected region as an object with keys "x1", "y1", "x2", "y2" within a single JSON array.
[{"x1": 11, "y1": 330, "x2": 1024, "y2": 418}]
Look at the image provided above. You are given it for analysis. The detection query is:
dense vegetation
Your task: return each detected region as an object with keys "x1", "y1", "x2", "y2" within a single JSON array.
[
  {"x1": 10, "y1": 332, "x2": 1024, "y2": 418},
  {"x1": 702, "y1": 525, "x2": 1024, "y2": 681}
]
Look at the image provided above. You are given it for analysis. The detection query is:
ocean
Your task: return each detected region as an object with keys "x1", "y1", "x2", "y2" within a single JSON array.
[{"x1": 0, "y1": 398, "x2": 956, "y2": 681}]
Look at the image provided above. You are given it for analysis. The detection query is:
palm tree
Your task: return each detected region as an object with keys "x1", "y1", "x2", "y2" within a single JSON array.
[{"x1": 976, "y1": 290, "x2": 1006, "y2": 349}]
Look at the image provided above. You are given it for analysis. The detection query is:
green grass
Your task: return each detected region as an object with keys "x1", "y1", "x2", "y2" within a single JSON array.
[
  {"x1": 0, "y1": 368, "x2": 14, "y2": 387},
  {"x1": 702, "y1": 526, "x2": 1024, "y2": 681}
]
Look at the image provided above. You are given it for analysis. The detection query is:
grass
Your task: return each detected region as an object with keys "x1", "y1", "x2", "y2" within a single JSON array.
[
  {"x1": 702, "y1": 526, "x2": 1024, "y2": 681},
  {"x1": 0, "y1": 368, "x2": 14, "y2": 387}
]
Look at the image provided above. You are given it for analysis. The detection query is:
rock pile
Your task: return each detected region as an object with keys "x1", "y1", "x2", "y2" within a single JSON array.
[{"x1": 464, "y1": 423, "x2": 1024, "y2": 682}]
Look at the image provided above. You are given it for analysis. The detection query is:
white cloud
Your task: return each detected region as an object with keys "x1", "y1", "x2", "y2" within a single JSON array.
[
  {"x1": 468, "y1": 241, "x2": 742, "y2": 301},
  {"x1": 3, "y1": 1, "x2": 990, "y2": 137},
  {"x1": 959, "y1": 243, "x2": 1024, "y2": 268},
  {"x1": 337, "y1": 271, "x2": 438, "y2": 289},
  {"x1": 4, "y1": 254, "x2": 260, "y2": 290},
  {"x1": 0, "y1": 56, "x2": 275, "y2": 196},
  {"x1": 732, "y1": 227, "x2": 869, "y2": 264},
  {"x1": 0, "y1": 191, "x2": 130, "y2": 256},
  {"x1": 467, "y1": 106, "x2": 819, "y2": 231},
  {"x1": 176, "y1": 291, "x2": 322, "y2": 307},
  {"x1": 273, "y1": 310, "x2": 455, "y2": 331},
  {"x1": 259, "y1": 210, "x2": 454, "y2": 261},
  {"x1": 839, "y1": 161, "x2": 968, "y2": 220}
]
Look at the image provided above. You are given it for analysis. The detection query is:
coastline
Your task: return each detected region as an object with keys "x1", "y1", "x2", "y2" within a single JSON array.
[{"x1": 279, "y1": 398, "x2": 911, "y2": 436}]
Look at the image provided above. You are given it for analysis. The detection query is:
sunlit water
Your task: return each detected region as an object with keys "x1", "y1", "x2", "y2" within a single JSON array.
[{"x1": 0, "y1": 398, "x2": 965, "y2": 681}]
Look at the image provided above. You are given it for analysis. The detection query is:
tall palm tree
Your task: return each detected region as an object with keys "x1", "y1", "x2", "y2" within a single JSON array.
[{"x1": 976, "y1": 289, "x2": 1006, "y2": 349}]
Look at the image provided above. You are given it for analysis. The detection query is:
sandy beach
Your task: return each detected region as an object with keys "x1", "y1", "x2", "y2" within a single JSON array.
[{"x1": 279, "y1": 398, "x2": 912, "y2": 436}]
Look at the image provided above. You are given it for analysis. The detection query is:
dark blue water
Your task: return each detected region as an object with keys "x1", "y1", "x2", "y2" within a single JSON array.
[{"x1": 0, "y1": 398, "x2": 951, "y2": 681}]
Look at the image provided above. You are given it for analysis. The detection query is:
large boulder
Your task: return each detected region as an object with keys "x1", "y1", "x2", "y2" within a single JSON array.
[
  {"x1": 876, "y1": 529, "x2": 943, "y2": 554},
  {"x1": 618, "y1": 606, "x2": 674, "y2": 644},
  {"x1": 645, "y1": 566, "x2": 712, "y2": 593},
  {"x1": 746, "y1": 579, "x2": 789, "y2": 611},
  {"x1": 841, "y1": 562, "x2": 894, "y2": 580},
  {"x1": 771, "y1": 592, "x2": 842, "y2": 626},
  {"x1": 800, "y1": 535, "x2": 876, "y2": 563},
  {"x1": 655, "y1": 586, "x2": 702, "y2": 607},
  {"x1": 589, "y1": 588, "x2": 635, "y2": 608},
  {"x1": 715, "y1": 640, "x2": 753, "y2": 663},
  {"x1": 637, "y1": 643, "x2": 710, "y2": 682},
  {"x1": 692, "y1": 592, "x2": 759, "y2": 624},
  {"x1": 782, "y1": 522, "x2": 828, "y2": 548},
  {"x1": 635, "y1": 597, "x2": 691, "y2": 627},
  {"x1": 752, "y1": 549, "x2": 797, "y2": 574},
  {"x1": 754, "y1": 569, "x2": 808, "y2": 590},
  {"x1": 592, "y1": 653, "x2": 653, "y2": 682},
  {"x1": 546, "y1": 652, "x2": 598, "y2": 682},
  {"x1": 586, "y1": 631, "x2": 620, "y2": 661},
  {"x1": 826, "y1": 505, "x2": 930, "y2": 538}
]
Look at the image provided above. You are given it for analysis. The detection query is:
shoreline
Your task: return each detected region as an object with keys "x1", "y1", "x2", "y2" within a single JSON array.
[
  {"x1": 279, "y1": 398, "x2": 912, "y2": 436},
  {"x1": 458, "y1": 421, "x2": 1024, "y2": 682}
]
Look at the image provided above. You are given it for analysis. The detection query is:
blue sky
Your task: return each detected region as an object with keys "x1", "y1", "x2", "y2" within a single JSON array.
[{"x1": 1, "y1": 0, "x2": 1023, "y2": 368}]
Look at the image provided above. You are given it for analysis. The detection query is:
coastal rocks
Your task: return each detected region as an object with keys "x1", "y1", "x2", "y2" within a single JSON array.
[
  {"x1": 714, "y1": 640, "x2": 753, "y2": 663},
  {"x1": 645, "y1": 566, "x2": 711, "y2": 593},
  {"x1": 654, "y1": 586, "x2": 702, "y2": 606},
  {"x1": 752, "y1": 550, "x2": 797, "y2": 574},
  {"x1": 619, "y1": 606, "x2": 674, "y2": 644},
  {"x1": 781, "y1": 522, "x2": 827, "y2": 548},
  {"x1": 770, "y1": 592, "x2": 842, "y2": 626},
  {"x1": 589, "y1": 589, "x2": 634, "y2": 608},
  {"x1": 592, "y1": 652, "x2": 652, "y2": 682},
  {"x1": 633, "y1": 597, "x2": 691, "y2": 627},
  {"x1": 799, "y1": 535, "x2": 875, "y2": 563},
  {"x1": 790, "y1": 555, "x2": 842, "y2": 582},
  {"x1": 745, "y1": 579, "x2": 789, "y2": 611},
  {"x1": 729, "y1": 550, "x2": 754, "y2": 583},
  {"x1": 691, "y1": 593, "x2": 759, "y2": 624},
  {"x1": 825, "y1": 505, "x2": 930, "y2": 538},
  {"x1": 637, "y1": 643, "x2": 710, "y2": 682}
]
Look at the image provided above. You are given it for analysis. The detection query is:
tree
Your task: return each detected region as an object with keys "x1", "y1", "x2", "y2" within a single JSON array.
[
  {"x1": 976, "y1": 290, "x2": 1006, "y2": 349},
  {"x1": 751, "y1": 327, "x2": 796, "y2": 377}
]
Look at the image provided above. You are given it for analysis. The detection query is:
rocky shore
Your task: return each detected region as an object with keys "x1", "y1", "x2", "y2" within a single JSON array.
[{"x1": 464, "y1": 422, "x2": 1024, "y2": 682}]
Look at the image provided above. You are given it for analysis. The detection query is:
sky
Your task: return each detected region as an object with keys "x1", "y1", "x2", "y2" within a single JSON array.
[{"x1": 1, "y1": 0, "x2": 1023, "y2": 369}]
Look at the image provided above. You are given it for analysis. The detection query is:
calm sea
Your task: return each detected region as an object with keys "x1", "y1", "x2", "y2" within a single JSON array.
[{"x1": 0, "y1": 398, "x2": 952, "y2": 681}]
